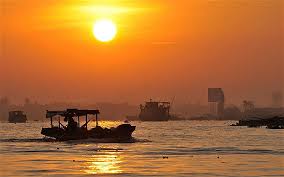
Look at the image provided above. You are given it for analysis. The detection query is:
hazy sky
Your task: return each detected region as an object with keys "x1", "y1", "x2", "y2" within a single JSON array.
[{"x1": 1, "y1": 0, "x2": 283, "y2": 106}]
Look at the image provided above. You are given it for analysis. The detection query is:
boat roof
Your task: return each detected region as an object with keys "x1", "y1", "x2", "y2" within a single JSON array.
[
  {"x1": 46, "y1": 109, "x2": 100, "y2": 118},
  {"x1": 9, "y1": 111, "x2": 25, "y2": 113},
  {"x1": 145, "y1": 101, "x2": 170, "y2": 104}
]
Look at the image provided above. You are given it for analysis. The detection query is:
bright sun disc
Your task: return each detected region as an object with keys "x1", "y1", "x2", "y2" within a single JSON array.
[{"x1": 93, "y1": 19, "x2": 117, "y2": 42}]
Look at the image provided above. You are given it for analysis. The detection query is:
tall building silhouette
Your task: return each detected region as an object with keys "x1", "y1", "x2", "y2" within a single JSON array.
[{"x1": 208, "y1": 88, "x2": 225, "y2": 118}]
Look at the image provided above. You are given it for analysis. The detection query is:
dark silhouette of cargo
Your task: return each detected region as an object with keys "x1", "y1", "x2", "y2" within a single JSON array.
[
  {"x1": 41, "y1": 109, "x2": 136, "y2": 141},
  {"x1": 230, "y1": 116, "x2": 284, "y2": 129},
  {"x1": 8, "y1": 111, "x2": 27, "y2": 123},
  {"x1": 139, "y1": 99, "x2": 171, "y2": 121}
]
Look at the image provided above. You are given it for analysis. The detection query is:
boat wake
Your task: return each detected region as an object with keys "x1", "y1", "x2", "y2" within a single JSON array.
[
  {"x1": 61, "y1": 137, "x2": 151, "y2": 144},
  {"x1": 0, "y1": 137, "x2": 151, "y2": 143},
  {"x1": 0, "y1": 138, "x2": 55, "y2": 143}
]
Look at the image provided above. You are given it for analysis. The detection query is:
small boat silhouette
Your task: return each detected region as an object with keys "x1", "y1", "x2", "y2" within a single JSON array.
[{"x1": 41, "y1": 109, "x2": 135, "y2": 141}]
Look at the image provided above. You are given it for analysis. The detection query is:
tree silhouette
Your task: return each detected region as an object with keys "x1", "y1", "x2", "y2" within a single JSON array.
[{"x1": 242, "y1": 100, "x2": 254, "y2": 112}]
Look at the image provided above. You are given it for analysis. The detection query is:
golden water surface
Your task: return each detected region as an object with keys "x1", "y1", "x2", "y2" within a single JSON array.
[{"x1": 0, "y1": 121, "x2": 283, "y2": 176}]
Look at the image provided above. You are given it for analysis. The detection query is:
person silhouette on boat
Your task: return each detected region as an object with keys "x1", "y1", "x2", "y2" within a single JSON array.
[{"x1": 64, "y1": 116, "x2": 78, "y2": 132}]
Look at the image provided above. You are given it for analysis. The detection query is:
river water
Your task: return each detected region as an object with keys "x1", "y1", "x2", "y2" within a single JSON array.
[{"x1": 0, "y1": 121, "x2": 283, "y2": 176}]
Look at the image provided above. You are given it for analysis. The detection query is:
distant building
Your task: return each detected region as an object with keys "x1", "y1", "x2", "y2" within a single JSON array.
[
  {"x1": 0, "y1": 97, "x2": 10, "y2": 121},
  {"x1": 208, "y1": 88, "x2": 225, "y2": 118},
  {"x1": 242, "y1": 100, "x2": 255, "y2": 112},
  {"x1": 223, "y1": 106, "x2": 242, "y2": 120},
  {"x1": 272, "y1": 91, "x2": 283, "y2": 108}
]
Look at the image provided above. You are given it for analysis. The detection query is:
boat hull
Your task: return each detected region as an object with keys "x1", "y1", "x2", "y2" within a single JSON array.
[
  {"x1": 41, "y1": 124, "x2": 136, "y2": 141},
  {"x1": 8, "y1": 119, "x2": 27, "y2": 123}
]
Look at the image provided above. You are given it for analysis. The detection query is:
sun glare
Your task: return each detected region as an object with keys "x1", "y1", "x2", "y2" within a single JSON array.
[{"x1": 93, "y1": 19, "x2": 117, "y2": 42}]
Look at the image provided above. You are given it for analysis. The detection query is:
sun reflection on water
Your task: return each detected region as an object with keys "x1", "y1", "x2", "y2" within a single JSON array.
[
  {"x1": 88, "y1": 120, "x2": 122, "y2": 129},
  {"x1": 84, "y1": 152, "x2": 122, "y2": 174}
]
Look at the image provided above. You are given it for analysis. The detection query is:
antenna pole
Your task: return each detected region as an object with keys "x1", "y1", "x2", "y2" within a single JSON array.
[
  {"x1": 85, "y1": 114, "x2": 87, "y2": 130},
  {"x1": 96, "y1": 114, "x2": 98, "y2": 127},
  {"x1": 50, "y1": 116, "x2": 53, "y2": 127},
  {"x1": 77, "y1": 116, "x2": 80, "y2": 127}
]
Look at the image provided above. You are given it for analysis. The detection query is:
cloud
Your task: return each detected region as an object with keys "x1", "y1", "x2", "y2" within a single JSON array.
[{"x1": 151, "y1": 41, "x2": 177, "y2": 45}]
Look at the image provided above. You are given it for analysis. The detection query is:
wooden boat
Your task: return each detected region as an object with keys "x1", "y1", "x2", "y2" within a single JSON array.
[
  {"x1": 8, "y1": 111, "x2": 27, "y2": 123},
  {"x1": 41, "y1": 109, "x2": 135, "y2": 141}
]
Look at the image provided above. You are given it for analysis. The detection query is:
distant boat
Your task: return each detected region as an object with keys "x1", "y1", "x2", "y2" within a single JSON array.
[
  {"x1": 8, "y1": 111, "x2": 27, "y2": 123},
  {"x1": 139, "y1": 99, "x2": 171, "y2": 121}
]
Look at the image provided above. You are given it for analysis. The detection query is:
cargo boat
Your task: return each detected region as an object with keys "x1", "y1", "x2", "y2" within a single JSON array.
[{"x1": 139, "y1": 99, "x2": 171, "y2": 121}]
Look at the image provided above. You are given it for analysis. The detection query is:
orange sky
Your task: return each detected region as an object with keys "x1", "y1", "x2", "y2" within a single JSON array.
[{"x1": 1, "y1": 0, "x2": 283, "y2": 106}]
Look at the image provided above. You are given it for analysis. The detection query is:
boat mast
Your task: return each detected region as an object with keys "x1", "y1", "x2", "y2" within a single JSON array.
[
  {"x1": 96, "y1": 113, "x2": 98, "y2": 127},
  {"x1": 77, "y1": 116, "x2": 80, "y2": 127},
  {"x1": 85, "y1": 114, "x2": 88, "y2": 130},
  {"x1": 50, "y1": 116, "x2": 53, "y2": 127}
]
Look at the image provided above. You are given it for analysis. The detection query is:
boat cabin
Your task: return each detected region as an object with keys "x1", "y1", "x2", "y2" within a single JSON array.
[{"x1": 8, "y1": 111, "x2": 27, "y2": 123}]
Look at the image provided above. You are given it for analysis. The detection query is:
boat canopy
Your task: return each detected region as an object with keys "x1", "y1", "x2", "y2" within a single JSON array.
[
  {"x1": 46, "y1": 109, "x2": 100, "y2": 118},
  {"x1": 46, "y1": 109, "x2": 100, "y2": 128}
]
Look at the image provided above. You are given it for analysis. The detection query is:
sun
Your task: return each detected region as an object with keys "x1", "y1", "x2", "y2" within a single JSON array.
[{"x1": 93, "y1": 19, "x2": 117, "y2": 42}]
